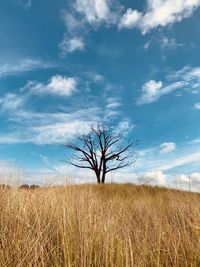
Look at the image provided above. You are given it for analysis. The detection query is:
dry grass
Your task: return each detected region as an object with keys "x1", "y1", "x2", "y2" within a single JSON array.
[{"x1": 1, "y1": 184, "x2": 200, "y2": 266}]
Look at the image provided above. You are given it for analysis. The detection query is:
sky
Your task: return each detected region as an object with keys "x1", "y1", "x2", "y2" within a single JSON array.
[{"x1": 1, "y1": 0, "x2": 200, "y2": 188}]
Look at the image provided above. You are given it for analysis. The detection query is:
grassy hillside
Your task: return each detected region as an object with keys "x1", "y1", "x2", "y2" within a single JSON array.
[{"x1": 0, "y1": 184, "x2": 200, "y2": 266}]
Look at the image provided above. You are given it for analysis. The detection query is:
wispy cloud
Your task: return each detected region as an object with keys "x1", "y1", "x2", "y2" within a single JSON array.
[
  {"x1": 0, "y1": 135, "x2": 22, "y2": 145},
  {"x1": 159, "y1": 152, "x2": 200, "y2": 171},
  {"x1": 106, "y1": 97, "x2": 122, "y2": 109},
  {"x1": 0, "y1": 93, "x2": 25, "y2": 111},
  {"x1": 134, "y1": 137, "x2": 200, "y2": 177},
  {"x1": 144, "y1": 35, "x2": 183, "y2": 51},
  {"x1": 0, "y1": 96, "x2": 133, "y2": 145},
  {"x1": 160, "y1": 142, "x2": 176, "y2": 154},
  {"x1": 0, "y1": 59, "x2": 54, "y2": 78},
  {"x1": 158, "y1": 36, "x2": 183, "y2": 49},
  {"x1": 136, "y1": 145, "x2": 200, "y2": 174},
  {"x1": 137, "y1": 66, "x2": 200, "y2": 105},
  {"x1": 105, "y1": 97, "x2": 122, "y2": 118},
  {"x1": 0, "y1": 108, "x2": 101, "y2": 145}
]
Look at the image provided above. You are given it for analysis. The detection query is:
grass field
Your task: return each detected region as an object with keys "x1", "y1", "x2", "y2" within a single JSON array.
[{"x1": 1, "y1": 184, "x2": 200, "y2": 266}]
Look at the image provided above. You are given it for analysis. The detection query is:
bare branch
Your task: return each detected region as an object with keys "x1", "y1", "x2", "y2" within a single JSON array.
[
  {"x1": 106, "y1": 160, "x2": 135, "y2": 173},
  {"x1": 65, "y1": 160, "x2": 93, "y2": 170},
  {"x1": 64, "y1": 124, "x2": 137, "y2": 183}
]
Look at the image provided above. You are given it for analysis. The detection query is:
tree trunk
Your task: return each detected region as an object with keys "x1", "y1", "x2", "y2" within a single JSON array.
[
  {"x1": 95, "y1": 173, "x2": 101, "y2": 184},
  {"x1": 101, "y1": 172, "x2": 106, "y2": 184},
  {"x1": 101, "y1": 159, "x2": 106, "y2": 184}
]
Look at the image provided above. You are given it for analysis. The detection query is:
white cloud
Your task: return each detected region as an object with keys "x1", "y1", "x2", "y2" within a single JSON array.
[
  {"x1": 0, "y1": 59, "x2": 53, "y2": 78},
  {"x1": 141, "y1": 0, "x2": 200, "y2": 33},
  {"x1": 25, "y1": 75, "x2": 77, "y2": 97},
  {"x1": 176, "y1": 174, "x2": 190, "y2": 184},
  {"x1": 137, "y1": 80, "x2": 163, "y2": 104},
  {"x1": 119, "y1": 0, "x2": 200, "y2": 33},
  {"x1": 176, "y1": 172, "x2": 200, "y2": 186},
  {"x1": 139, "y1": 80, "x2": 185, "y2": 104},
  {"x1": 0, "y1": 93, "x2": 25, "y2": 111},
  {"x1": 143, "y1": 80, "x2": 163, "y2": 96},
  {"x1": 190, "y1": 172, "x2": 200, "y2": 184},
  {"x1": 188, "y1": 67, "x2": 200, "y2": 79},
  {"x1": 194, "y1": 102, "x2": 200, "y2": 110},
  {"x1": 74, "y1": 0, "x2": 116, "y2": 25},
  {"x1": 59, "y1": 37, "x2": 85, "y2": 54},
  {"x1": 137, "y1": 65, "x2": 200, "y2": 105},
  {"x1": 138, "y1": 170, "x2": 166, "y2": 185},
  {"x1": 118, "y1": 9, "x2": 142, "y2": 29},
  {"x1": 160, "y1": 142, "x2": 176, "y2": 153}
]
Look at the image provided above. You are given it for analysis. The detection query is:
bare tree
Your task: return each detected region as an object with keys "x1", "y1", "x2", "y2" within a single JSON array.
[{"x1": 65, "y1": 124, "x2": 136, "y2": 184}]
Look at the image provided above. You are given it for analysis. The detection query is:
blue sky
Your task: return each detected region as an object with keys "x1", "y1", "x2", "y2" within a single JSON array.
[{"x1": 1, "y1": 0, "x2": 200, "y2": 187}]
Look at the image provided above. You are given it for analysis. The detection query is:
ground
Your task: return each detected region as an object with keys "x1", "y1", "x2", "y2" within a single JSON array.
[{"x1": 0, "y1": 184, "x2": 200, "y2": 266}]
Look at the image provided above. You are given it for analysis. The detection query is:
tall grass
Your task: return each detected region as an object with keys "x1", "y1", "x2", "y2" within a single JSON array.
[{"x1": 0, "y1": 184, "x2": 200, "y2": 266}]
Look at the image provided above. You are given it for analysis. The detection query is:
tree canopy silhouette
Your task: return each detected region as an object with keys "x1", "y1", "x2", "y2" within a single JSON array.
[{"x1": 65, "y1": 124, "x2": 136, "y2": 184}]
